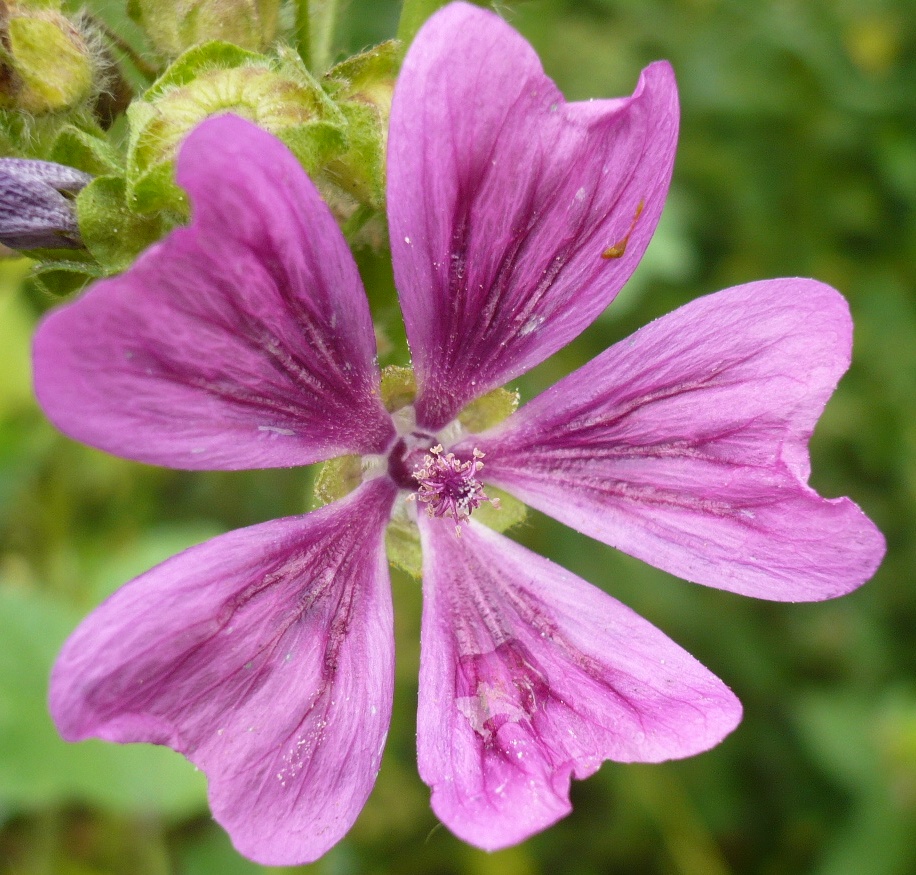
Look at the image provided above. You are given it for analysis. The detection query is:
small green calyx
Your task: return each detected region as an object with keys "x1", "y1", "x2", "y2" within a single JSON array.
[
  {"x1": 470, "y1": 485, "x2": 525, "y2": 533},
  {"x1": 385, "y1": 516, "x2": 423, "y2": 578},
  {"x1": 379, "y1": 365, "x2": 416, "y2": 412},
  {"x1": 312, "y1": 455, "x2": 362, "y2": 509},
  {"x1": 387, "y1": 483, "x2": 526, "y2": 579},
  {"x1": 126, "y1": 42, "x2": 346, "y2": 214},
  {"x1": 457, "y1": 386, "x2": 520, "y2": 433},
  {"x1": 312, "y1": 366, "x2": 526, "y2": 578},
  {"x1": 76, "y1": 176, "x2": 167, "y2": 273},
  {"x1": 128, "y1": 0, "x2": 280, "y2": 59},
  {"x1": 378, "y1": 365, "x2": 519, "y2": 433},
  {"x1": 0, "y1": 2, "x2": 94, "y2": 115}
]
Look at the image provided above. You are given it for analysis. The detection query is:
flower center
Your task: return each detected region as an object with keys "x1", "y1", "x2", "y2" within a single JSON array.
[{"x1": 411, "y1": 445, "x2": 500, "y2": 532}]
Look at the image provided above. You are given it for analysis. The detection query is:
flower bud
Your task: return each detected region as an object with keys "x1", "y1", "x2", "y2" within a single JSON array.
[
  {"x1": 126, "y1": 43, "x2": 345, "y2": 214},
  {"x1": 0, "y1": 2, "x2": 94, "y2": 115},
  {"x1": 0, "y1": 157, "x2": 90, "y2": 249},
  {"x1": 129, "y1": 0, "x2": 279, "y2": 59}
]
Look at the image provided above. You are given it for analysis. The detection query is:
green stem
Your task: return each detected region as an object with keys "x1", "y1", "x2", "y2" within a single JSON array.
[
  {"x1": 293, "y1": 0, "x2": 312, "y2": 68},
  {"x1": 308, "y1": 0, "x2": 341, "y2": 73},
  {"x1": 342, "y1": 203, "x2": 376, "y2": 241}
]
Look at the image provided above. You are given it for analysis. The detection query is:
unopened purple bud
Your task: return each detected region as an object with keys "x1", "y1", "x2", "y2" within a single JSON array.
[{"x1": 0, "y1": 158, "x2": 91, "y2": 250}]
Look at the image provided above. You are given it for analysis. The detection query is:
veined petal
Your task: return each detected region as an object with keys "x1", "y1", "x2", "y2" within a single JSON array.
[
  {"x1": 475, "y1": 280, "x2": 885, "y2": 601},
  {"x1": 417, "y1": 516, "x2": 740, "y2": 850},
  {"x1": 34, "y1": 115, "x2": 394, "y2": 470},
  {"x1": 50, "y1": 478, "x2": 397, "y2": 866},
  {"x1": 388, "y1": 3, "x2": 678, "y2": 429}
]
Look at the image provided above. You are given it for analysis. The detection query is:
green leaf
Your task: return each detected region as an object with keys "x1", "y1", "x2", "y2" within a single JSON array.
[{"x1": 0, "y1": 584, "x2": 207, "y2": 817}]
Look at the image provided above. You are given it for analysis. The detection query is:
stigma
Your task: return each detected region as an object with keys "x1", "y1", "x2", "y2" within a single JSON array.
[{"x1": 412, "y1": 446, "x2": 500, "y2": 533}]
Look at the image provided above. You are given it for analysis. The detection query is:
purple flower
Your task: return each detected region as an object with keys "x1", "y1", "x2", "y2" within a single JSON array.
[{"x1": 32, "y1": 2, "x2": 885, "y2": 866}]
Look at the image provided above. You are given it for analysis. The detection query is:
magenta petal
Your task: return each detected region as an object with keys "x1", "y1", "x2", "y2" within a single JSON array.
[
  {"x1": 476, "y1": 279, "x2": 886, "y2": 601},
  {"x1": 34, "y1": 115, "x2": 394, "y2": 470},
  {"x1": 416, "y1": 516, "x2": 741, "y2": 850},
  {"x1": 50, "y1": 478, "x2": 397, "y2": 866},
  {"x1": 388, "y1": 3, "x2": 678, "y2": 429}
]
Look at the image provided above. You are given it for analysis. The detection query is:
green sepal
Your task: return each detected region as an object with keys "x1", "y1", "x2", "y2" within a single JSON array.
[
  {"x1": 275, "y1": 120, "x2": 348, "y2": 177},
  {"x1": 0, "y1": 105, "x2": 99, "y2": 159},
  {"x1": 384, "y1": 487, "x2": 527, "y2": 580},
  {"x1": 49, "y1": 125, "x2": 123, "y2": 176},
  {"x1": 76, "y1": 176, "x2": 169, "y2": 273},
  {"x1": 385, "y1": 516, "x2": 422, "y2": 578},
  {"x1": 472, "y1": 486, "x2": 526, "y2": 534},
  {"x1": 380, "y1": 365, "x2": 416, "y2": 411},
  {"x1": 321, "y1": 41, "x2": 400, "y2": 211},
  {"x1": 311, "y1": 455, "x2": 363, "y2": 508},
  {"x1": 24, "y1": 258, "x2": 104, "y2": 297},
  {"x1": 125, "y1": 141, "x2": 185, "y2": 215},
  {"x1": 324, "y1": 100, "x2": 386, "y2": 209},
  {"x1": 324, "y1": 40, "x2": 401, "y2": 102},
  {"x1": 142, "y1": 41, "x2": 264, "y2": 97},
  {"x1": 15, "y1": 244, "x2": 94, "y2": 263},
  {"x1": 458, "y1": 386, "x2": 520, "y2": 432}
]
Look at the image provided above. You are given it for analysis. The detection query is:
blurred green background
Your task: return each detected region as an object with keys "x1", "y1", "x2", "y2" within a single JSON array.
[{"x1": 2, "y1": 0, "x2": 914, "y2": 873}]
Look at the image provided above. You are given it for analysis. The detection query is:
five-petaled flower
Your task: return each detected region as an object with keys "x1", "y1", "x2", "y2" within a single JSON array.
[{"x1": 33, "y1": 2, "x2": 885, "y2": 866}]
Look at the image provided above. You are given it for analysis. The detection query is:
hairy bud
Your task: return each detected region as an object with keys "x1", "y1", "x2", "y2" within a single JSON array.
[
  {"x1": 0, "y1": 2, "x2": 94, "y2": 115},
  {"x1": 128, "y1": 0, "x2": 279, "y2": 59}
]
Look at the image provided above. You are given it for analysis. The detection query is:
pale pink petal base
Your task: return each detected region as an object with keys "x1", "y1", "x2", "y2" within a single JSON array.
[
  {"x1": 476, "y1": 280, "x2": 885, "y2": 601},
  {"x1": 417, "y1": 516, "x2": 741, "y2": 850},
  {"x1": 50, "y1": 479, "x2": 397, "y2": 866}
]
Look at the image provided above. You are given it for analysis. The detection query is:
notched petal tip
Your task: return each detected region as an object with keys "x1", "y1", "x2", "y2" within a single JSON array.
[
  {"x1": 479, "y1": 278, "x2": 885, "y2": 602},
  {"x1": 33, "y1": 114, "x2": 394, "y2": 471},
  {"x1": 49, "y1": 479, "x2": 397, "y2": 866},
  {"x1": 417, "y1": 518, "x2": 741, "y2": 850},
  {"x1": 390, "y1": 3, "x2": 681, "y2": 429}
]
